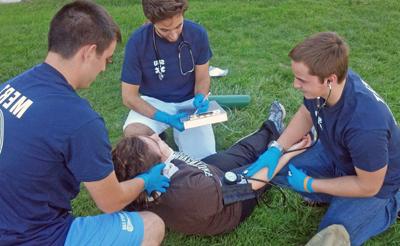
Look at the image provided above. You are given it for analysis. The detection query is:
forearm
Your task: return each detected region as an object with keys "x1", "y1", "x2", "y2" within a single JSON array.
[
  {"x1": 194, "y1": 63, "x2": 211, "y2": 95},
  {"x1": 102, "y1": 179, "x2": 145, "y2": 213},
  {"x1": 112, "y1": 178, "x2": 146, "y2": 210},
  {"x1": 85, "y1": 172, "x2": 146, "y2": 213},
  {"x1": 124, "y1": 95, "x2": 157, "y2": 118},
  {"x1": 278, "y1": 105, "x2": 313, "y2": 150},
  {"x1": 194, "y1": 77, "x2": 210, "y2": 96},
  {"x1": 312, "y1": 176, "x2": 380, "y2": 197},
  {"x1": 122, "y1": 83, "x2": 158, "y2": 118}
]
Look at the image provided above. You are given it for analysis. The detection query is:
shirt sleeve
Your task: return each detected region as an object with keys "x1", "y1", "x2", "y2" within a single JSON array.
[
  {"x1": 195, "y1": 26, "x2": 213, "y2": 65},
  {"x1": 345, "y1": 129, "x2": 389, "y2": 172},
  {"x1": 121, "y1": 36, "x2": 142, "y2": 85},
  {"x1": 66, "y1": 118, "x2": 114, "y2": 182}
]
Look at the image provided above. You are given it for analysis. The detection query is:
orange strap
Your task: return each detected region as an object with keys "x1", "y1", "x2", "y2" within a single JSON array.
[{"x1": 303, "y1": 176, "x2": 310, "y2": 192}]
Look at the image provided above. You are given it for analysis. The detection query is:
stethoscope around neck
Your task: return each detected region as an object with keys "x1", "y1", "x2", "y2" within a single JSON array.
[
  {"x1": 152, "y1": 26, "x2": 195, "y2": 81},
  {"x1": 316, "y1": 82, "x2": 332, "y2": 112},
  {"x1": 284, "y1": 82, "x2": 332, "y2": 154}
]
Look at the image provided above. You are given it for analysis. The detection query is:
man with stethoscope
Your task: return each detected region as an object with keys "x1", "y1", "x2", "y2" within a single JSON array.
[
  {"x1": 121, "y1": 0, "x2": 215, "y2": 159},
  {"x1": 245, "y1": 32, "x2": 400, "y2": 245}
]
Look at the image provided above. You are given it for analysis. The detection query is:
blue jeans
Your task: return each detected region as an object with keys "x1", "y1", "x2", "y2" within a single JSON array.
[{"x1": 272, "y1": 142, "x2": 400, "y2": 246}]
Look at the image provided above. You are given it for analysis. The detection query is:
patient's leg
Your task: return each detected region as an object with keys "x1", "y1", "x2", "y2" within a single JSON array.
[
  {"x1": 202, "y1": 101, "x2": 285, "y2": 171},
  {"x1": 202, "y1": 120, "x2": 280, "y2": 172}
]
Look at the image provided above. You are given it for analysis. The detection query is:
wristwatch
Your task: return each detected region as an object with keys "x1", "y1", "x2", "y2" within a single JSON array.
[{"x1": 268, "y1": 140, "x2": 284, "y2": 153}]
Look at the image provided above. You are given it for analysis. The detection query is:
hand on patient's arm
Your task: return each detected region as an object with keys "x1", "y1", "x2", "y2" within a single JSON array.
[
  {"x1": 245, "y1": 146, "x2": 282, "y2": 180},
  {"x1": 245, "y1": 134, "x2": 312, "y2": 183},
  {"x1": 248, "y1": 136, "x2": 312, "y2": 190},
  {"x1": 249, "y1": 156, "x2": 296, "y2": 190}
]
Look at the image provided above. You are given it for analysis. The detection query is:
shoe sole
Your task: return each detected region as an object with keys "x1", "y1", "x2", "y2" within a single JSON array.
[{"x1": 277, "y1": 102, "x2": 286, "y2": 121}]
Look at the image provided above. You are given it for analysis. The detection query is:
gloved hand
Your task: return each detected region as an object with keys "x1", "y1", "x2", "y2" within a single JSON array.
[
  {"x1": 287, "y1": 164, "x2": 314, "y2": 193},
  {"x1": 137, "y1": 163, "x2": 170, "y2": 196},
  {"x1": 245, "y1": 146, "x2": 282, "y2": 180},
  {"x1": 153, "y1": 110, "x2": 187, "y2": 132},
  {"x1": 193, "y1": 93, "x2": 209, "y2": 114}
]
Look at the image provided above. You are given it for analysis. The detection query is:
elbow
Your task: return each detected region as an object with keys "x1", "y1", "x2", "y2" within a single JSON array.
[
  {"x1": 368, "y1": 187, "x2": 381, "y2": 197},
  {"x1": 122, "y1": 95, "x2": 130, "y2": 108},
  {"x1": 360, "y1": 184, "x2": 381, "y2": 197},
  {"x1": 122, "y1": 94, "x2": 139, "y2": 110}
]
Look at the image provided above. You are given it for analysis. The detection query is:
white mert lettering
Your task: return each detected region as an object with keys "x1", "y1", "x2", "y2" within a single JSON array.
[
  {"x1": 0, "y1": 85, "x2": 33, "y2": 119},
  {"x1": 10, "y1": 96, "x2": 33, "y2": 119},
  {"x1": 0, "y1": 87, "x2": 15, "y2": 104},
  {"x1": 3, "y1": 91, "x2": 21, "y2": 109},
  {"x1": 0, "y1": 84, "x2": 10, "y2": 94}
]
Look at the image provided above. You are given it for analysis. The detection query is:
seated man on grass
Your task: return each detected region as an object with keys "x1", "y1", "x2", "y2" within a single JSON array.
[{"x1": 112, "y1": 101, "x2": 311, "y2": 235}]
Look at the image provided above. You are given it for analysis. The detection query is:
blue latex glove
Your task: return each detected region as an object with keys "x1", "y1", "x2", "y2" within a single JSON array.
[
  {"x1": 193, "y1": 93, "x2": 209, "y2": 114},
  {"x1": 245, "y1": 146, "x2": 282, "y2": 180},
  {"x1": 137, "y1": 163, "x2": 170, "y2": 196},
  {"x1": 287, "y1": 164, "x2": 314, "y2": 193},
  {"x1": 153, "y1": 110, "x2": 187, "y2": 132}
]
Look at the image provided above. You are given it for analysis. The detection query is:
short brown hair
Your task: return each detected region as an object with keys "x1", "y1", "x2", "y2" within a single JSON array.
[
  {"x1": 289, "y1": 32, "x2": 349, "y2": 83},
  {"x1": 112, "y1": 136, "x2": 162, "y2": 211},
  {"x1": 142, "y1": 0, "x2": 188, "y2": 23},
  {"x1": 48, "y1": 1, "x2": 121, "y2": 59}
]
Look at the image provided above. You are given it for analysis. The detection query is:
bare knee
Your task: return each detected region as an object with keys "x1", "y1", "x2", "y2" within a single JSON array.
[
  {"x1": 124, "y1": 123, "x2": 154, "y2": 137},
  {"x1": 139, "y1": 211, "x2": 165, "y2": 246}
]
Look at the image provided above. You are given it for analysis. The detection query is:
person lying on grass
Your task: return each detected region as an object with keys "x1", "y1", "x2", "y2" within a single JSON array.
[{"x1": 112, "y1": 102, "x2": 312, "y2": 235}]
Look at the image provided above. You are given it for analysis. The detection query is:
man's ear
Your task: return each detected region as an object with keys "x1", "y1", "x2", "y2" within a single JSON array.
[
  {"x1": 327, "y1": 74, "x2": 338, "y2": 85},
  {"x1": 80, "y1": 44, "x2": 98, "y2": 62}
]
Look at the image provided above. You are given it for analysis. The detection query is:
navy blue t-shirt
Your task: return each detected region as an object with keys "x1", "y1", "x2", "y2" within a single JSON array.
[
  {"x1": 0, "y1": 63, "x2": 114, "y2": 245},
  {"x1": 121, "y1": 19, "x2": 212, "y2": 102},
  {"x1": 304, "y1": 70, "x2": 400, "y2": 198}
]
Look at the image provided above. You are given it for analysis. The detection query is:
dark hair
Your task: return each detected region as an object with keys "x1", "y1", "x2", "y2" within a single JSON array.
[
  {"x1": 48, "y1": 0, "x2": 122, "y2": 59},
  {"x1": 112, "y1": 136, "x2": 162, "y2": 211},
  {"x1": 289, "y1": 32, "x2": 349, "y2": 83},
  {"x1": 142, "y1": 0, "x2": 188, "y2": 23}
]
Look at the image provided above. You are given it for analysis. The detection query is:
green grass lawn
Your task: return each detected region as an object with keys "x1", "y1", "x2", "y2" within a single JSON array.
[{"x1": 1, "y1": 0, "x2": 400, "y2": 245}]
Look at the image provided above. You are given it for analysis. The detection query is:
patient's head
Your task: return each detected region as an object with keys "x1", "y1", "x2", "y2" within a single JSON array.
[{"x1": 112, "y1": 135, "x2": 165, "y2": 210}]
